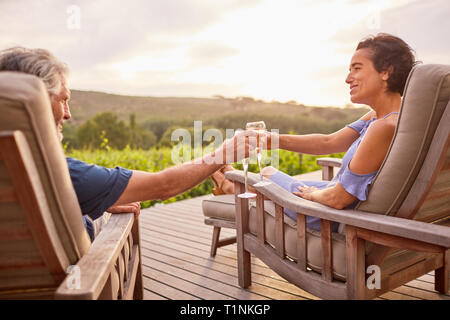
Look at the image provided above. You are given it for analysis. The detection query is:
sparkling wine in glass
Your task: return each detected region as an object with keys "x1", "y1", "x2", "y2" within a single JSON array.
[
  {"x1": 236, "y1": 128, "x2": 256, "y2": 199},
  {"x1": 245, "y1": 121, "x2": 271, "y2": 188}
]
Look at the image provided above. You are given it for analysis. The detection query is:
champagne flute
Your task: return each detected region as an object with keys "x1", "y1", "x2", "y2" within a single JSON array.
[
  {"x1": 236, "y1": 128, "x2": 256, "y2": 199},
  {"x1": 245, "y1": 121, "x2": 271, "y2": 187}
]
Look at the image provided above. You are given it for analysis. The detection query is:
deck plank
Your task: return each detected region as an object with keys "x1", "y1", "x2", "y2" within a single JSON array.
[
  {"x1": 143, "y1": 272, "x2": 199, "y2": 300},
  {"x1": 141, "y1": 236, "x2": 316, "y2": 300},
  {"x1": 144, "y1": 265, "x2": 232, "y2": 300},
  {"x1": 141, "y1": 231, "x2": 288, "y2": 282},
  {"x1": 142, "y1": 250, "x2": 268, "y2": 300},
  {"x1": 143, "y1": 288, "x2": 168, "y2": 300},
  {"x1": 140, "y1": 171, "x2": 449, "y2": 300},
  {"x1": 140, "y1": 219, "x2": 268, "y2": 269}
]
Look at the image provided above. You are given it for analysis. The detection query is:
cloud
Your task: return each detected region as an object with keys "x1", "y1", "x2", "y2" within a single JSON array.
[
  {"x1": 188, "y1": 43, "x2": 239, "y2": 67},
  {"x1": 0, "y1": 0, "x2": 261, "y2": 67},
  {"x1": 380, "y1": 0, "x2": 450, "y2": 64},
  {"x1": 1, "y1": 0, "x2": 448, "y2": 106},
  {"x1": 328, "y1": 0, "x2": 450, "y2": 64}
]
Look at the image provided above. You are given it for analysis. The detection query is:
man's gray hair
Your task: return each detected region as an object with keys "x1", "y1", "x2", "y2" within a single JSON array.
[{"x1": 0, "y1": 46, "x2": 69, "y2": 95}]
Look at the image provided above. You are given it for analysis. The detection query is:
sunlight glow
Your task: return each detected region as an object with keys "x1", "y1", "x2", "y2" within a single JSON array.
[
  {"x1": 7, "y1": 0, "x2": 430, "y2": 106},
  {"x1": 104, "y1": 0, "x2": 417, "y2": 106}
]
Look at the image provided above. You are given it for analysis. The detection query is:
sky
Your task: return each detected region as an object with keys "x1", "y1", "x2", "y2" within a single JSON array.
[{"x1": 0, "y1": 0, "x2": 449, "y2": 107}]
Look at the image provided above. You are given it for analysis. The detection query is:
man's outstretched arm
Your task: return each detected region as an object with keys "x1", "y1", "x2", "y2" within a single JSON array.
[{"x1": 113, "y1": 130, "x2": 256, "y2": 205}]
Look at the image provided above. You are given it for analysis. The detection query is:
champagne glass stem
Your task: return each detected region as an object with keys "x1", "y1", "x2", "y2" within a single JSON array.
[{"x1": 257, "y1": 151, "x2": 263, "y2": 181}]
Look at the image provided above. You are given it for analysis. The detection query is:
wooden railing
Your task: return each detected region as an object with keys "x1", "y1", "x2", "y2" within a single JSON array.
[{"x1": 55, "y1": 215, "x2": 143, "y2": 300}]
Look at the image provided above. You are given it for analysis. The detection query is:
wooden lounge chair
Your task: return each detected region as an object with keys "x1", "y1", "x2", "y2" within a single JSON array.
[
  {"x1": 225, "y1": 64, "x2": 450, "y2": 299},
  {"x1": 0, "y1": 72, "x2": 143, "y2": 299}
]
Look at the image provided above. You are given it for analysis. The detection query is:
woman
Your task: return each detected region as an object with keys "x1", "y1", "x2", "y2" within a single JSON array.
[{"x1": 211, "y1": 33, "x2": 418, "y2": 231}]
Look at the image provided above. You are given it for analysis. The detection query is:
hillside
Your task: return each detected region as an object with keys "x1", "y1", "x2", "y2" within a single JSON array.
[{"x1": 68, "y1": 90, "x2": 369, "y2": 133}]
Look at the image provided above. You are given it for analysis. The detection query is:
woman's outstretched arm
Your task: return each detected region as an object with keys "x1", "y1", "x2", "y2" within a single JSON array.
[{"x1": 269, "y1": 111, "x2": 374, "y2": 155}]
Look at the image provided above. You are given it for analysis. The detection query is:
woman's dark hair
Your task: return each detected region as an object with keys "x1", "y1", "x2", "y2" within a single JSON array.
[{"x1": 356, "y1": 33, "x2": 419, "y2": 96}]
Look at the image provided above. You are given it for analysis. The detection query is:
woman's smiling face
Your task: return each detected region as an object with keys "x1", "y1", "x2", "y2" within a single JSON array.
[{"x1": 345, "y1": 48, "x2": 389, "y2": 105}]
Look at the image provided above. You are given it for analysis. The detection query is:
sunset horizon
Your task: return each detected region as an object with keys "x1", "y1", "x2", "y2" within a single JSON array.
[{"x1": 1, "y1": 0, "x2": 449, "y2": 107}]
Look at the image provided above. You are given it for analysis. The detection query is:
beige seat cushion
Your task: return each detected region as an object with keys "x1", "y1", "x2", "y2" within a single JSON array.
[
  {"x1": 202, "y1": 194, "x2": 236, "y2": 222},
  {"x1": 358, "y1": 64, "x2": 450, "y2": 218},
  {"x1": 0, "y1": 72, "x2": 91, "y2": 264}
]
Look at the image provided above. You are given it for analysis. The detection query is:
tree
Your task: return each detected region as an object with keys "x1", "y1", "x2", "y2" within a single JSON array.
[
  {"x1": 75, "y1": 112, "x2": 158, "y2": 150},
  {"x1": 62, "y1": 122, "x2": 80, "y2": 150},
  {"x1": 142, "y1": 118, "x2": 190, "y2": 141},
  {"x1": 129, "y1": 114, "x2": 157, "y2": 149},
  {"x1": 158, "y1": 125, "x2": 224, "y2": 148},
  {"x1": 77, "y1": 112, "x2": 130, "y2": 149}
]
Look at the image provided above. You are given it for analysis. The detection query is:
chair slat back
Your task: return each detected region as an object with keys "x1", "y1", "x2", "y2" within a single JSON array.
[
  {"x1": 417, "y1": 167, "x2": 450, "y2": 222},
  {"x1": 0, "y1": 131, "x2": 66, "y2": 295},
  {"x1": 396, "y1": 101, "x2": 450, "y2": 222}
]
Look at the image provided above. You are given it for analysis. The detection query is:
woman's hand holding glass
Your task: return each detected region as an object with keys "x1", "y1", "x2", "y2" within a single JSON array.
[
  {"x1": 237, "y1": 121, "x2": 272, "y2": 199},
  {"x1": 245, "y1": 121, "x2": 271, "y2": 188}
]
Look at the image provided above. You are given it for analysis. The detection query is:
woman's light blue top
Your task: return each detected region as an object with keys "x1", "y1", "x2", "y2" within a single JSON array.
[{"x1": 269, "y1": 112, "x2": 398, "y2": 231}]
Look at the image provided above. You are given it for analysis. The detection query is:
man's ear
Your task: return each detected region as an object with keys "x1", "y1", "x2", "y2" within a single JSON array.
[{"x1": 381, "y1": 66, "x2": 393, "y2": 81}]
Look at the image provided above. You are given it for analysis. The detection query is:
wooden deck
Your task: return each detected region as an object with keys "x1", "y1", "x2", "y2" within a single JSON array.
[{"x1": 139, "y1": 171, "x2": 450, "y2": 300}]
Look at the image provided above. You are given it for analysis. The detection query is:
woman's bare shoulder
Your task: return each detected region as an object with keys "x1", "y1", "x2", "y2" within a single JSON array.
[
  {"x1": 364, "y1": 118, "x2": 397, "y2": 144},
  {"x1": 350, "y1": 119, "x2": 396, "y2": 174}
]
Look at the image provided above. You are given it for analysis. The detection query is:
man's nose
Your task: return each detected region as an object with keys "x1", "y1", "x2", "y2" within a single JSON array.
[{"x1": 64, "y1": 105, "x2": 72, "y2": 120}]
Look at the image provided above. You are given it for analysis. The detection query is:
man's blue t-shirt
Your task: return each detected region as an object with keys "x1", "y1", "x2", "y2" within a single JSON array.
[{"x1": 67, "y1": 157, "x2": 133, "y2": 242}]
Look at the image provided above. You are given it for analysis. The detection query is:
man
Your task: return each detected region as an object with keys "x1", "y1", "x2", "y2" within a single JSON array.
[{"x1": 0, "y1": 47, "x2": 256, "y2": 241}]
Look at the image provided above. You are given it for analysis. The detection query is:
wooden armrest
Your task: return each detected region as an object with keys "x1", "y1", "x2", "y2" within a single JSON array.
[
  {"x1": 55, "y1": 213, "x2": 135, "y2": 299},
  {"x1": 316, "y1": 157, "x2": 342, "y2": 181},
  {"x1": 316, "y1": 157, "x2": 342, "y2": 168},
  {"x1": 225, "y1": 170, "x2": 450, "y2": 248}
]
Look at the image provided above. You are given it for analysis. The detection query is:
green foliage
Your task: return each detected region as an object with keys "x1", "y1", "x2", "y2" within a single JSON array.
[
  {"x1": 129, "y1": 114, "x2": 158, "y2": 149},
  {"x1": 158, "y1": 124, "x2": 225, "y2": 148},
  {"x1": 76, "y1": 112, "x2": 130, "y2": 149},
  {"x1": 65, "y1": 112, "x2": 157, "y2": 150},
  {"x1": 142, "y1": 118, "x2": 190, "y2": 141},
  {"x1": 62, "y1": 123, "x2": 80, "y2": 150}
]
